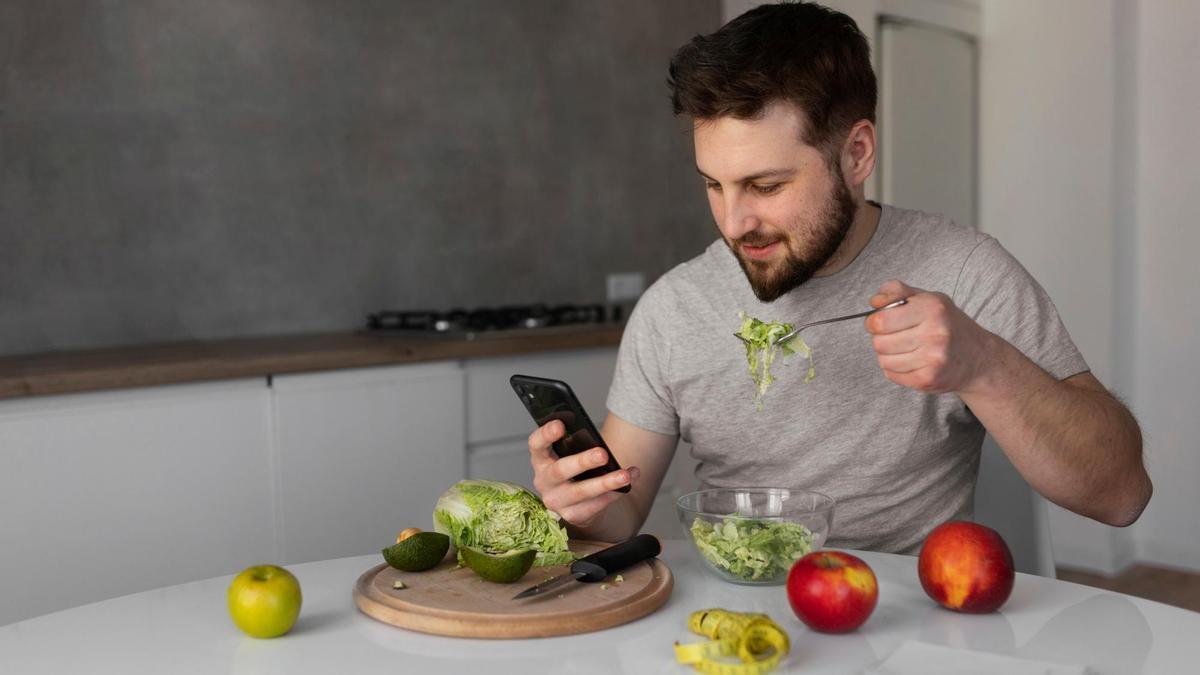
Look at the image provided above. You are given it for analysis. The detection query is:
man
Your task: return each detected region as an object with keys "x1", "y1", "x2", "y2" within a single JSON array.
[{"x1": 527, "y1": 2, "x2": 1151, "y2": 553}]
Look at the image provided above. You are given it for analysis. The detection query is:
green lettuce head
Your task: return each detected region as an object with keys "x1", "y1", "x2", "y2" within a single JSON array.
[{"x1": 432, "y1": 479, "x2": 575, "y2": 566}]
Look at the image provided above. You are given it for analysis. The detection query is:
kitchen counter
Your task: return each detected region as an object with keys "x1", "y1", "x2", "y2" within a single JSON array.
[
  {"x1": 0, "y1": 324, "x2": 624, "y2": 400},
  {"x1": 2, "y1": 540, "x2": 1195, "y2": 674}
]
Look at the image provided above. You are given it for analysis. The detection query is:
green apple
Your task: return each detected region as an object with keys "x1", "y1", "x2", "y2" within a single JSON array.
[{"x1": 227, "y1": 564, "x2": 302, "y2": 638}]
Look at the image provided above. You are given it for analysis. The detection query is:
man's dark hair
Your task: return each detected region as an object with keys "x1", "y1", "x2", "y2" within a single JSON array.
[{"x1": 668, "y1": 1, "x2": 877, "y2": 161}]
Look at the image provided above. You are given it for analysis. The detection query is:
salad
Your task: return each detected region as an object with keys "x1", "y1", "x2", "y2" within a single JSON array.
[
  {"x1": 736, "y1": 312, "x2": 816, "y2": 410},
  {"x1": 689, "y1": 516, "x2": 816, "y2": 582}
]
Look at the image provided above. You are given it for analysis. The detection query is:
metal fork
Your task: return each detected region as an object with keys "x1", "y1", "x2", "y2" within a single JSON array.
[{"x1": 734, "y1": 299, "x2": 907, "y2": 347}]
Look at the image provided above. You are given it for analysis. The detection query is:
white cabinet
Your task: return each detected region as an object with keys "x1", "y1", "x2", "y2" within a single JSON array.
[
  {"x1": 0, "y1": 380, "x2": 274, "y2": 626},
  {"x1": 464, "y1": 348, "x2": 619, "y2": 445},
  {"x1": 270, "y1": 362, "x2": 465, "y2": 564},
  {"x1": 1, "y1": 346, "x2": 657, "y2": 625},
  {"x1": 462, "y1": 348, "x2": 697, "y2": 540},
  {"x1": 463, "y1": 349, "x2": 619, "y2": 487},
  {"x1": 467, "y1": 438, "x2": 537, "y2": 490}
]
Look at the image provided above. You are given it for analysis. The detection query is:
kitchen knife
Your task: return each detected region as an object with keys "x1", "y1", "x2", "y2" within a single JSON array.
[{"x1": 512, "y1": 533, "x2": 661, "y2": 600}]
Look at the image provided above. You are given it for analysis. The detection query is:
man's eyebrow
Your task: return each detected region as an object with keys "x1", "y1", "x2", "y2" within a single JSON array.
[{"x1": 695, "y1": 166, "x2": 796, "y2": 183}]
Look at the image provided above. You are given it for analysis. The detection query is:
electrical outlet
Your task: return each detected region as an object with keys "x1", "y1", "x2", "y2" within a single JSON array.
[{"x1": 606, "y1": 272, "x2": 645, "y2": 303}]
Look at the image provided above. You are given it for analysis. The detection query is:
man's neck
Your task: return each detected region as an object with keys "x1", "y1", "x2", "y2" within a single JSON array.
[{"x1": 814, "y1": 200, "x2": 881, "y2": 278}]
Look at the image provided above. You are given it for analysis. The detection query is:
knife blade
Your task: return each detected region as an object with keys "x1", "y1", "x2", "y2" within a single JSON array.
[{"x1": 512, "y1": 533, "x2": 661, "y2": 600}]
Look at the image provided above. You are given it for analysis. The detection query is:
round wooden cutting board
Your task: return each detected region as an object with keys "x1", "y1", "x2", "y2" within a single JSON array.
[{"x1": 353, "y1": 540, "x2": 673, "y2": 638}]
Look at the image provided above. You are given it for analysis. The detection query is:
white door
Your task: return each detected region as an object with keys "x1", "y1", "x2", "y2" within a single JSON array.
[{"x1": 878, "y1": 16, "x2": 976, "y2": 228}]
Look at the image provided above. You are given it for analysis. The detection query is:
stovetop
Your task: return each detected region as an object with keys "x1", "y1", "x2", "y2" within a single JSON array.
[{"x1": 365, "y1": 303, "x2": 622, "y2": 340}]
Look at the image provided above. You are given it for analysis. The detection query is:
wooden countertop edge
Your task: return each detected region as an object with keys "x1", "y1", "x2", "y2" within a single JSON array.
[{"x1": 0, "y1": 325, "x2": 625, "y2": 401}]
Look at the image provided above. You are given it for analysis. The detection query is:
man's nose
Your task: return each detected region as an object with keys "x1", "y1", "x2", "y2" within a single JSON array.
[{"x1": 719, "y1": 193, "x2": 761, "y2": 240}]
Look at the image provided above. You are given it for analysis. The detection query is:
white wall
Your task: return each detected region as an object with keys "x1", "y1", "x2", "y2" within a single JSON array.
[
  {"x1": 721, "y1": 0, "x2": 1200, "y2": 575},
  {"x1": 1127, "y1": 0, "x2": 1200, "y2": 573},
  {"x1": 723, "y1": 0, "x2": 980, "y2": 39},
  {"x1": 983, "y1": 0, "x2": 1200, "y2": 576},
  {"x1": 978, "y1": 0, "x2": 1131, "y2": 574}
]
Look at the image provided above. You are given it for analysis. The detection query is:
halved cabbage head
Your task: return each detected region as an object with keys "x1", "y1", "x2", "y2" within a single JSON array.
[{"x1": 432, "y1": 479, "x2": 575, "y2": 566}]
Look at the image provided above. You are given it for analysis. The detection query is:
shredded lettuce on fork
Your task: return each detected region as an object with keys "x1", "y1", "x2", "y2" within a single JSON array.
[
  {"x1": 736, "y1": 311, "x2": 815, "y2": 410},
  {"x1": 432, "y1": 479, "x2": 576, "y2": 567}
]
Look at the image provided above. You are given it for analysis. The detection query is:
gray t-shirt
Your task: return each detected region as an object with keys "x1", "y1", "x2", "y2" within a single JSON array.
[{"x1": 607, "y1": 204, "x2": 1089, "y2": 554}]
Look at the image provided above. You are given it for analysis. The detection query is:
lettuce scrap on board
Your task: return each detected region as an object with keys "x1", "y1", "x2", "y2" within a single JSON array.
[
  {"x1": 432, "y1": 479, "x2": 576, "y2": 567},
  {"x1": 736, "y1": 311, "x2": 815, "y2": 410}
]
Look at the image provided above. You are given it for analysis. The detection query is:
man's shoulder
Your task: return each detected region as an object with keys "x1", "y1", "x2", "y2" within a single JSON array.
[
  {"x1": 884, "y1": 204, "x2": 989, "y2": 251},
  {"x1": 623, "y1": 240, "x2": 738, "y2": 342},
  {"x1": 879, "y1": 205, "x2": 993, "y2": 279}
]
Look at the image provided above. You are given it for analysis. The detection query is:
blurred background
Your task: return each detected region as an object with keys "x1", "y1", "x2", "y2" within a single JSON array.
[{"x1": 2, "y1": 0, "x2": 1197, "y2": 623}]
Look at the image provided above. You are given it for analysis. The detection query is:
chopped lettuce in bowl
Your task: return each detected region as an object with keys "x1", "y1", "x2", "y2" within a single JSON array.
[
  {"x1": 689, "y1": 517, "x2": 815, "y2": 582},
  {"x1": 677, "y1": 487, "x2": 834, "y2": 585}
]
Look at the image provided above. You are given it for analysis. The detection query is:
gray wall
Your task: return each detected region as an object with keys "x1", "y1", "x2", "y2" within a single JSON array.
[{"x1": 0, "y1": 0, "x2": 720, "y2": 354}]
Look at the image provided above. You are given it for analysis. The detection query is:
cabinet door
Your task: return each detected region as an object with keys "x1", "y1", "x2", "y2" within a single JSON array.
[
  {"x1": 462, "y1": 348, "x2": 699, "y2": 540},
  {"x1": 464, "y1": 348, "x2": 618, "y2": 445},
  {"x1": 271, "y1": 362, "x2": 464, "y2": 564},
  {"x1": 0, "y1": 379, "x2": 273, "y2": 625},
  {"x1": 467, "y1": 438, "x2": 536, "y2": 491}
]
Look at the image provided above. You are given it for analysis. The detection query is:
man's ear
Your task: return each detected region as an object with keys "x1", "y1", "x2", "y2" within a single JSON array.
[{"x1": 841, "y1": 119, "x2": 877, "y2": 188}]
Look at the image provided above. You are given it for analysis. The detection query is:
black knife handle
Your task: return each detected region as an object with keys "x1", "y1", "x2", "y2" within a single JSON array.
[{"x1": 570, "y1": 533, "x2": 661, "y2": 582}]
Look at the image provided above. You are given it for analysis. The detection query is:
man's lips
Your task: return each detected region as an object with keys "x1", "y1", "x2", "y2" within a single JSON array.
[{"x1": 740, "y1": 240, "x2": 781, "y2": 260}]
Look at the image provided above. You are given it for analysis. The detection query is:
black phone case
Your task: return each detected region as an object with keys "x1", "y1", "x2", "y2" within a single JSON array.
[{"x1": 509, "y1": 374, "x2": 630, "y2": 493}]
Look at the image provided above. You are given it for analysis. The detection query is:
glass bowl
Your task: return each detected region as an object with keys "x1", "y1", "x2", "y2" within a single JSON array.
[{"x1": 677, "y1": 487, "x2": 835, "y2": 585}]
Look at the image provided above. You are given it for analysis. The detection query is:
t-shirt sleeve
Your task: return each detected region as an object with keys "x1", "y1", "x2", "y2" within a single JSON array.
[
  {"x1": 952, "y1": 236, "x2": 1089, "y2": 381},
  {"x1": 606, "y1": 282, "x2": 680, "y2": 436}
]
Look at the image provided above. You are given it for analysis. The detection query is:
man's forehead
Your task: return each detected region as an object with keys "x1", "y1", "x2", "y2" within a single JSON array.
[
  {"x1": 692, "y1": 101, "x2": 819, "y2": 177},
  {"x1": 695, "y1": 164, "x2": 795, "y2": 182},
  {"x1": 692, "y1": 100, "x2": 810, "y2": 137}
]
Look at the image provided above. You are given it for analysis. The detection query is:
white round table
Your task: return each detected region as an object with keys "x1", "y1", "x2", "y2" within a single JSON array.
[{"x1": 2, "y1": 540, "x2": 1195, "y2": 674}]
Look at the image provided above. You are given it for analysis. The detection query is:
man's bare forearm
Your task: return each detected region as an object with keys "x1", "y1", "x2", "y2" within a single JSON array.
[
  {"x1": 564, "y1": 494, "x2": 644, "y2": 542},
  {"x1": 959, "y1": 335, "x2": 1150, "y2": 526}
]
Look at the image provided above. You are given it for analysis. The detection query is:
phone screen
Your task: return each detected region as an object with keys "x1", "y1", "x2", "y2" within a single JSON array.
[{"x1": 510, "y1": 374, "x2": 628, "y2": 493}]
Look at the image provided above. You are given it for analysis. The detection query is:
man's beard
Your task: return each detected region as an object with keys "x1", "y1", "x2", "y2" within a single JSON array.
[{"x1": 729, "y1": 167, "x2": 858, "y2": 303}]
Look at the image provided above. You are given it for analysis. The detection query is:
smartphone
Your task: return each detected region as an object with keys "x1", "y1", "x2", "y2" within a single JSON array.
[{"x1": 509, "y1": 374, "x2": 630, "y2": 493}]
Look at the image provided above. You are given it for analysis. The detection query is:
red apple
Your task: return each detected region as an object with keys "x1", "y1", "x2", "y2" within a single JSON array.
[
  {"x1": 918, "y1": 520, "x2": 1015, "y2": 613},
  {"x1": 786, "y1": 550, "x2": 878, "y2": 633}
]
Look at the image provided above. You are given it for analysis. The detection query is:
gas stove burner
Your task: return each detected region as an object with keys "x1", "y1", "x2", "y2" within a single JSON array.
[{"x1": 366, "y1": 303, "x2": 613, "y2": 338}]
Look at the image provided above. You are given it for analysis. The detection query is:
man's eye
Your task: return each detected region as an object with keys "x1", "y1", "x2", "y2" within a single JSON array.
[
  {"x1": 705, "y1": 182, "x2": 723, "y2": 192},
  {"x1": 752, "y1": 183, "x2": 782, "y2": 195}
]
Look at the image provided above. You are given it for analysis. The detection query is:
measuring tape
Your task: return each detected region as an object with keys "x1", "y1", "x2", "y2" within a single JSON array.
[{"x1": 674, "y1": 609, "x2": 790, "y2": 674}]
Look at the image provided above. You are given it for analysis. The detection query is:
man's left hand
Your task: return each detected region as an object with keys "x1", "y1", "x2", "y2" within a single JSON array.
[{"x1": 865, "y1": 280, "x2": 999, "y2": 395}]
